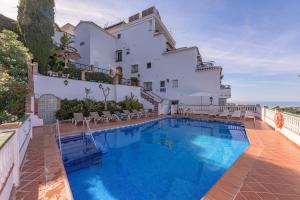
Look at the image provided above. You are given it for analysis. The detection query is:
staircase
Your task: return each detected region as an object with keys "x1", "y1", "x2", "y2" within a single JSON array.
[{"x1": 141, "y1": 88, "x2": 164, "y2": 113}]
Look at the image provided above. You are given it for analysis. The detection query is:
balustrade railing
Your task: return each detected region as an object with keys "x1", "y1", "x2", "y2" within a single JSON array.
[
  {"x1": 177, "y1": 104, "x2": 257, "y2": 114},
  {"x1": 0, "y1": 115, "x2": 32, "y2": 200},
  {"x1": 0, "y1": 132, "x2": 14, "y2": 194}
]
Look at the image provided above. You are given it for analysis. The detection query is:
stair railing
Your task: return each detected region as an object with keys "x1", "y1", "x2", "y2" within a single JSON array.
[
  {"x1": 55, "y1": 120, "x2": 63, "y2": 157},
  {"x1": 84, "y1": 119, "x2": 98, "y2": 151},
  {"x1": 141, "y1": 87, "x2": 164, "y2": 103}
]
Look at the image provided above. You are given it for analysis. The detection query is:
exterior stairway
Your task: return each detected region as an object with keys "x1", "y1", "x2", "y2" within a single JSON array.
[{"x1": 141, "y1": 88, "x2": 164, "y2": 113}]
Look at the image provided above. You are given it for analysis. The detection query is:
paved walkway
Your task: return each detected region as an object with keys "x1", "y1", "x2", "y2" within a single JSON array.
[
  {"x1": 11, "y1": 116, "x2": 300, "y2": 200},
  {"x1": 202, "y1": 118, "x2": 300, "y2": 200},
  {"x1": 11, "y1": 125, "x2": 72, "y2": 200}
]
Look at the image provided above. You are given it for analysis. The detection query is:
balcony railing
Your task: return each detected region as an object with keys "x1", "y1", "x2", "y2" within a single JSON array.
[
  {"x1": 196, "y1": 62, "x2": 222, "y2": 71},
  {"x1": 221, "y1": 85, "x2": 231, "y2": 89}
]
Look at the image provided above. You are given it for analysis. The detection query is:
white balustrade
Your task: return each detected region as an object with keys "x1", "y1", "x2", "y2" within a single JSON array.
[
  {"x1": 0, "y1": 133, "x2": 14, "y2": 191},
  {"x1": 0, "y1": 115, "x2": 32, "y2": 200}
]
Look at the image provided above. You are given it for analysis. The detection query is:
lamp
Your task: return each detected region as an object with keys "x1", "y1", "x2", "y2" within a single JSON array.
[{"x1": 64, "y1": 79, "x2": 68, "y2": 86}]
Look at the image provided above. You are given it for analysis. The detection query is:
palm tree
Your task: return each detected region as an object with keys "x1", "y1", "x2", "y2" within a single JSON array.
[{"x1": 56, "y1": 33, "x2": 80, "y2": 68}]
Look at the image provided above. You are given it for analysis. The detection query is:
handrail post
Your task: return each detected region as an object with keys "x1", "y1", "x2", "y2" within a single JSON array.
[{"x1": 56, "y1": 120, "x2": 62, "y2": 157}]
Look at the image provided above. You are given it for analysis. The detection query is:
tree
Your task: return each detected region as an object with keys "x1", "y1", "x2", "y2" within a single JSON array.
[
  {"x1": 17, "y1": 0, "x2": 55, "y2": 74},
  {"x1": 56, "y1": 32, "x2": 80, "y2": 67},
  {"x1": 99, "y1": 84, "x2": 110, "y2": 110}
]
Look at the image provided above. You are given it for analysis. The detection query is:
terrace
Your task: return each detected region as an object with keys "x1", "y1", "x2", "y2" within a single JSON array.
[{"x1": 1, "y1": 106, "x2": 300, "y2": 200}]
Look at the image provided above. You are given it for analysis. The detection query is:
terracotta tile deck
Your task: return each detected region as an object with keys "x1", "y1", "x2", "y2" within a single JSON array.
[
  {"x1": 201, "y1": 116, "x2": 300, "y2": 200},
  {"x1": 11, "y1": 115, "x2": 300, "y2": 200}
]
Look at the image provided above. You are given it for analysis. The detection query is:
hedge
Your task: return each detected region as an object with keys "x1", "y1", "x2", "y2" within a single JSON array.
[{"x1": 85, "y1": 71, "x2": 113, "y2": 84}]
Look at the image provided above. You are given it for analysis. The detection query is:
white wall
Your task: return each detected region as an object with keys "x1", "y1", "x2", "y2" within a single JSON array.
[
  {"x1": 73, "y1": 14, "x2": 230, "y2": 105},
  {"x1": 33, "y1": 75, "x2": 141, "y2": 102},
  {"x1": 89, "y1": 24, "x2": 116, "y2": 70},
  {"x1": 73, "y1": 23, "x2": 91, "y2": 65}
]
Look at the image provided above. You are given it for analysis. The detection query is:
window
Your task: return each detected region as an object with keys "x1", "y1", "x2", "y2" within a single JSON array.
[
  {"x1": 131, "y1": 64, "x2": 138, "y2": 73},
  {"x1": 80, "y1": 41, "x2": 85, "y2": 46},
  {"x1": 147, "y1": 62, "x2": 152, "y2": 69},
  {"x1": 117, "y1": 34, "x2": 121, "y2": 39},
  {"x1": 160, "y1": 81, "x2": 165, "y2": 88},
  {"x1": 172, "y1": 80, "x2": 178, "y2": 88},
  {"x1": 143, "y1": 82, "x2": 152, "y2": 91},
  {"x1": 116, "y1": 50, "x2": 122, "y2": 62}
]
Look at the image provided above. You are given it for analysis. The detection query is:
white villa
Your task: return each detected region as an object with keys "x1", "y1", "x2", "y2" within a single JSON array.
[{"x1": 54, "y1": 6, "x2": 231, "y2": 107}]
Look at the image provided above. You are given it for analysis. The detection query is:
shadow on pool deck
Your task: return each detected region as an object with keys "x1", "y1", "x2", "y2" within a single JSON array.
[{"x1": 10, "y1": 116, "x2": 300, "y2": 200}]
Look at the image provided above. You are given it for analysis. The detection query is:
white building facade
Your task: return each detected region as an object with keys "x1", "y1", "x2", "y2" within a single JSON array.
[{"x1": 56, "y1": 6, "x2": 231, "y2": 106}]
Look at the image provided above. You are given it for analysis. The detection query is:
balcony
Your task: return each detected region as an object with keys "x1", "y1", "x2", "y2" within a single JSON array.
[
  {"x1": 220, "y1": 85, "x2": 231, "y2": 98},
  {"x1": 196, "y1": 62, "x2": 222, "y2": 72}
]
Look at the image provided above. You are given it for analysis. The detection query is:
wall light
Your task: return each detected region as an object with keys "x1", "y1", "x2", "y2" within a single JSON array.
[{"x1": 64, "y1": 79, "x2": 69, "y2": 86}]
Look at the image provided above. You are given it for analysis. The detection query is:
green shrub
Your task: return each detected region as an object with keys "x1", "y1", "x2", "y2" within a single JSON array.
[
  {"x1": 62, "y1": 67, "x2": 81, "y2": 80},
  {"x1": 0, "y1": 30, "x2": 30, "y2": 124},
  {"x1": 56, "y1": 95, "x2": 146, "y2": 121},
  {"x1": 0, "y1": 110, "x2": 19, "y2": 124},
  {"x1": 118, "y1": 95, "x2": 143, "y2": 111},
  {"x1": 85, "y1": 71, "x2": 113, "y2": 84}
]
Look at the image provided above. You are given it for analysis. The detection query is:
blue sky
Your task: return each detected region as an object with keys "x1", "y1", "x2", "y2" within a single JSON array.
[{"x1": 1, "y1": 0, "x2": 300, "y2": 102}]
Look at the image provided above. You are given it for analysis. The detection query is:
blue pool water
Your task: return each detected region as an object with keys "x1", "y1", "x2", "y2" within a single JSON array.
[{"x1": 61, "y1": 118, "x2": 249, "y2": 200}]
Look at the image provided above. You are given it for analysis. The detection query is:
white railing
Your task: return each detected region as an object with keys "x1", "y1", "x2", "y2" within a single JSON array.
[
  {"x1": 260, "y1": 107, "x2": 300, "y2": 145},
  {"x1": 0, "y1": 132, "x2": 14, "y2": 199},
  {"x1": 177, "y1": 104, "x2": 257, "y2": 114},
  {"x1": 0, "y1": 115, "x2": 32, "y2": 200},
  {"x1": 55, "y1": 120, "x2": 62, "y2": 157},
  {"x1": 283, "y1": 113, "x2": 300, "y2": 135}
]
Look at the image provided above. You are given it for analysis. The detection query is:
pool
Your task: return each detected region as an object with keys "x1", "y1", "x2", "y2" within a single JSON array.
[{"x1": 61, "y1": 117, "x2": 249, "y2": 200}]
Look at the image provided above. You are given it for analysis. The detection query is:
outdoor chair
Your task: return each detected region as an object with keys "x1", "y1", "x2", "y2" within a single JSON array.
[
  {"x1": 123, "y1": 110, "x2": 138, "y2": 119},
  {"x1": 102, "y1": 111, "x2": 120, "y2": 122},
  {"x1": 231, "y1": 111, "x2": 242, "y2": 119},
  {"x1": 73, "y1": 113, "x2": 85, "y2": 126},
  {"x1": 219, "y1": 110, "x2": 230, "y2": 119},
  {"x1": 114, "y1": 111, "x2": 128, "y2": 120},
  {"x1": 139, "y1": 109, "x2": 149, "y2": 117},
  {"x1": 90, "y1": 112, "x2": 104, "y2": 124},
  {"x1": 132, "y1": 109, "x2": 144, "y2": 118},
  {"x1": 244, "y1": 110, "x2": 256, "y2": 125}
]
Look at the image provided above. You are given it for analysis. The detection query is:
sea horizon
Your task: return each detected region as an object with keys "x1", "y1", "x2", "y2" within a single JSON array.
[{"x1": 229, "y1": 101, "x2": 300, "y2": 107}]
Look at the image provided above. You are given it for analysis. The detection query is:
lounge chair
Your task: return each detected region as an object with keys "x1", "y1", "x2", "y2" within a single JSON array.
[
  {"x1": 183, "y1": 108, "x2": 192, "y2": 116},
  {"x1": 102, "y1": 111, "x2": 120, "y2": 122},
  {"x1": 231, "y1": 111, "x2": 242, "y2": 119},
  {"x1": 123, "y1": 110, "x2": 138, "y2": 119},
  {"x1": 90, "y1": 112, "x2": 104, "y2": 124},
  {"x1": 132, "y1": 109, "x2": 144, "y2": 118},
  {"x1": 139, "y1": 109, "x2": 149, "y2": 117},
  {"x1": 244, "y1": 111, "x2": 256, "y2": 124},
  {"x1": 219, "y1": 110, "x2": 230, "y2": 118},
  {"x1": 208, "y1": 107, "x2": 219, "y2": 117},
  {"x1": 114, "y1": 111, "x2": 128, "y2": 120},
  {"x1": 73, "y1": 113, "x2": 85, "y2": 126}
]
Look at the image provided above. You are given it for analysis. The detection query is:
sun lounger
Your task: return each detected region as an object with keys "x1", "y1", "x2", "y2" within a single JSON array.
[
  {"x1": 231, "y1": 111, "x2": 242, "y2": 119},
  {"x1": 132, "y1": 109, "x2": 144, "y2": 118},
  {"x1": 139, "y1": 109, "x2": 149, "y2": 117},
  {"x1": 244, "y1": 111, "x2": 256, "y2": 124},
  {"x1": 114, "y1": 111, "x2": 128, "y2": 120},
  {"x1": 73, "y1": 113, "x2": 85, "y2": 126},
  {"x1": 102, "y1": 111, "x2": 120, "y2": 122},
  {"x1": 90, "y1": 112, "x2": 104, "y2": 124},
  {"x1": 219, "y1": 110, "x2": 230, "y2": 118},
  {"x1": 123, "y1": 110, "x2": 138, "y2": 119}
]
